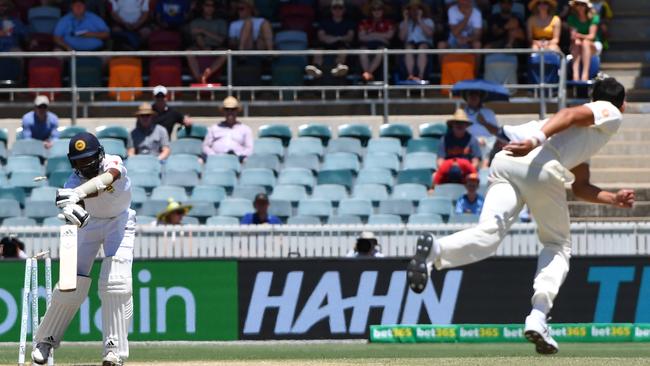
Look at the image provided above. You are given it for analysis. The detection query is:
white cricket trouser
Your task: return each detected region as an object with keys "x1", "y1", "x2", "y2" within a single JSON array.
[{"x1": 434, "y1": 150, "x2": 572, "y2": 314}]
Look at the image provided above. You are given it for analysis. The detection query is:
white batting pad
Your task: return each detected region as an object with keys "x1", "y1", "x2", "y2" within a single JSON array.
[
  {"x1": 99, "y1": 257, "x2": 133, "y2": 359},
  {"x1": 34, "y1": 276, "x2": 91, "y2": 347}
]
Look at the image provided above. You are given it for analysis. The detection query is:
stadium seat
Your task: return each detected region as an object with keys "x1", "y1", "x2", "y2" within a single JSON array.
[
  {"x1": 76, "y1": 57, "x2": 103, "y2": 100},
  {"x1": 48, "y1": 171, "x2": 72, "y2": 188},
  {"x1": 397, "y1": 169, "x2": 433, "y2": 188},
  {"x1": 148, "y1": 30, "x2": 182, "y2": 51},
  {"x1": 149, "y1": 57, "x2": 182, "y2": 91},
  {"x1": 185, "y1": 201, "x2": 217, "y2": 220},
  {"x1": 181, "y1": 216, "x2": 200, "y2": 225},
  {"x1": 0, "y1": 58, "x2": 22, "y2": 86},
  {"x1": 403, "y1": 152, "x2": 438, "y2": 170},
  {"x1": 206, "y1": 216, "x2": 240, "y2": 226},
  {"x1": 367, "y1": 138, "x2": 402, "y2": 158},
  {"x1": 440, "y1": 54, "x2": 476, "y2": 93},
  {"x1": 58, "y1": 126, "x2": 86, "y2": 139},
  {"x1": 297, "y1": 199, "x2": 332, "y2": 220},
  {"x1": 287, "y1": 137, "x2": 324, "y2": 157},
  {"x1": 419, "y1": 123, "x2": 447, "y2": 139},
  {"x1": 10, "y1": 171, "x2": 47, "y2": 190},
  {"x1": 177, "y1": 125, "x2": 208, "y2": 140},
  {"x1": 28, "y1": 58, "x2": 62, "y2": 98},
  {"x1": 205, "y1": 155, "x2": 241, "y2": 174},
  {"x1": 321, "y1": 152, "x2": 360, "y2": 173},
  {"x1": 408, "y1": 213, "x2": 444, "y2": 224},
  {"x1": 128, "y1": 171, "x2": 162, "y2": 190},
  {"x1": 326, "y1": 138, "x2": 363, "y2": 157},
  {"x1": 484, "y1": 54, "x2": 518, "y2": 88},
  {"x1": 166, "y1": 154, "x2": 202, "y2": 173},
  {"x1": 298, "y1": 124, "x2": 331, "y2": 146},
  {"x1": 259, "y1": 124, "x2": 292, "y2": 147},
  {"x1": 287, "y1": 215, "x2": 320, "y2": 225},
  {"x1": 449, "y1": 214, "x2": 480, "y2": 223},
  {"x1": 527, "y1": 53, "x2": 561, "y2": 84},
  {"x1": 338, "y1": 124, "x2": 372, "y2": 147},
  {"x1": 7, "y1": 156, "x2": 43, "y2": 174},
  {"x1": 270, "y1": 184, "x2": 307, "y2": 206},
  {"x1": 201, "y1": 169, "x2": 237, "y2": 192},
  {"x1": 99, "y1": 138, "x2": 127, "y2": 159},
  {"x1": 139, "y1": 200, "x2": 168, "y2": 217},
  {"x1": 162, "y1": 170, "x2": 200, "y2": 188},
  {"x1": 96, "y1": 125, "x2": 130, "y2": 147},
  {"x1": 219, "y1": 198, "x2": 253, "y2": 218},
  {"x1": 170, "y1": 138, "x2": 203, "y2": 157},
  {"x1": 269, "y1": 199, "x2": 292, "y2": 221},
  {"x1": 135, "y1": 215, "x2": 157, "y2": 225},
  {"x1": 239, "y1": 168, "x2": 276, "y2": 191},
  {"x1": 367, "y1": 214, "x2": 402, "y2": 225},
  {"x1": 378, "y1": 199, "x2": 414, "y2": 218},
  {"x1": 418, "y1": 197, "x2": 454, "y2": 220},
  {"x1": 406, "y1": 138, "x2": 440, "y2": 154},
  {"x1": 151, "y1": 185, "x2": 188, "y2": 202},
  {"x1": 379, "y1": 124, "x2": 413, "y2": 146},
  {"x1": 0, "y1": 128, "x2": 7, "y2": 146},
  {"x1": 0, "y1": 187, "x2": 26, "y2": 206},
  {"x1": 42, "y1": 216, "x2": 63, "y2": 227},
  {"x1": 327, "y1": 215, "x2": 362, "y2": 225},
  {"x1": 29, "y1": 186, "x2": 58, "y2": 202},
  {"x1": 338, "y1": 198, "x2": 373, "y2": 219},
  {"x1": 311, "y1": 184, "x2": 348, "y2": 206},
  {"x1": 252, "y1": 138, "x2": 284, "y2": 158},
  {"x1": 24, "y1": 200, "x2": 58, "y2": 220},
  {"x1": 46, "y1": 156, "x2": 72, "y2": 176},
  {"x1": 392, "y1": 183, "x2": 428, "y2": 203},
  {"x1": 108, "y1": 57, "x2": 143, "y2": 101},
  {"x1": 272, "y1": 62, "x2": 305, "y2": 98},
  {"x1": 125, "y1": 155, "x2": 161, "y2": 174},
  {"x1": 3, "y1": 217, "x2": 37, "y2": 226},
  {"x1": 567, "y1": 55, "x2": 601, "y2": 82},
  {"x1": 243, "y1": 154, "x2": 281, "y2": 175},
  {"x1": 317, "y1": 170, "x2": 354, "y2": 192},
  {"x1": 355, "y1": 168, "x2": 393, "y2": 189},
  {"x1": 278, "y1": 168, "x2": 315, "y2": 191},
  {"x1": 0, "y1": 198, "x2": 21, "y2": 219},
  {"x1": 283, "y1": 154, "x2": 320, "y2": 172},
  {"x1": 11, "y1": 139, "x2": 47, "y2": 160},
  {"x1": 0, "y1": 144, "x2": 6, "y2": 164},
  {"x1": 28, "y1": 6, "x2": 61, "y2": 34},
  {"x1": 363, "y1": 153, "x2": 400, "y2": 174},
  {"x1": 231, "y1": 185, "x2": 266, "y2": 201},
  {"x1": 352, "y1": 183, "x2": 389, "y2": 205},
  {"x1": 433, "y1": 183, "x2": 467, "y2": 202},
  {"x1": 130, "y1": 186, "x2": 147, "y2": 209},
  {"x1": 191, "y1": 185, "x2": 226, "y2": 206}
]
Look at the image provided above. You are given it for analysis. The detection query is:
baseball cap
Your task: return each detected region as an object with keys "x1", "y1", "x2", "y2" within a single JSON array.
[
  {"x1": 34, "y1": 95, "x2": 49, "y2": 107},
  {"x1": 331, "y1": 0, "x2": 345, "y2": 7},
  {"x1": 153, "y1": 85, "x2": 168, "y2": 96},
  {"x1": 68, "y1": 132, "x2": 101, "y2": 160},
  {"x1": 254, "y1": 193, "x2": 269, "y2": 203}
]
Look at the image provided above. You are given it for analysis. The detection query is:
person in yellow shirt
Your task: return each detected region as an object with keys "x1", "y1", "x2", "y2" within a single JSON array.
[{"x1": 527, "y1": 0, "x2": 562, "y2": 53}]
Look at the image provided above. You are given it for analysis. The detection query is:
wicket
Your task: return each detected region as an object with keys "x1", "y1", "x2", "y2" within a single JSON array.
[{"x1": 18, "y1": 251, "x2": 54, "y2": 366}]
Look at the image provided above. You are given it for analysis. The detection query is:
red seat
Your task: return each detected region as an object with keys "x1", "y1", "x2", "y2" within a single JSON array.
[
  {"x1": 28, "y1": 33, "x2": 55, "y2": 51},
  {"x1": 28, "y1": 57, "x2": 62, "y2": 100},
  {"x1": 148, "y1": 30, "x2": 182, "y2": 51},
  {"x1": 149, "y1": 57, "x2": 182, "y2": 96}
]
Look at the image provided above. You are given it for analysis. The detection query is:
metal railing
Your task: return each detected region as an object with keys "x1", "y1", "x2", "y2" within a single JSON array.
[{"x1": 0, "y1": 48, "x2": 566, "y2": 123}]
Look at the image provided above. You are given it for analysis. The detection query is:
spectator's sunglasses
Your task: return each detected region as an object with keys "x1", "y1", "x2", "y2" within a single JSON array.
[
  {"x1": 37, "y1": 104, "x2": 48, "y2": 109},
  {"x1": 223, "y1": 108, "x2": 238, "y2": 112},
  {"x1": 331, "y1": 5, "x2": 344, "y2": 10}
]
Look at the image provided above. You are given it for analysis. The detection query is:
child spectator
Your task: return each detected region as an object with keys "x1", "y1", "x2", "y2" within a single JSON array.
[
  {"x1": 108, "y1": 0, "x2": 151, "y2": 50},
  {"x1": 398, "y1": 0, "x2": 434, "y2": 82},
  {"x1": 53, "y1": 0, "x2": 109, "y2": 51},
  {"x1": 187, "y1": 0, "x2": 228, "y2": 83},
  {"x1": 438, "y1": 0, "x2": 481, "y2": 50},
  {"x1": 228, "y1": 0, "x2": 273, "y2": 51},
  {"x1": 434, "y1": 109, "x2": 481, "y2": 185},
  {"x1": 357, "y1": 0, "x2": 394, "y2": 82},
  {"x1": 568, "y1": 0, "x2": 601, "y2": 81},
  {"x1": 155, "y1": 0, "x2": 191, "y2": 30},
  {"x1": 527, "y1": 0, "x2": 562, "y2": 53},
  {"x1": 455, "y1": 173, "x2": 484, "y2": 215},
  {"x1": 484, "y1": 0, "x2": 525, "y2": 49}
]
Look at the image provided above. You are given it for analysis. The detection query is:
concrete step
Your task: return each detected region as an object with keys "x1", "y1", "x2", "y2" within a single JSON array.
[
  {"x1": 625, "y1": 89, "x2": 650, "y2": 102},
  {"x1": 591, "y1": 168, "x2": 650, "y2": 184},
  {"x1": 599, "y1": 141, "x2": 650, "y2": 155},
  {"x1": 609, "y1": 18, "x2": 650, "y2": 40},
  {"x1": 601, "y1": 51, "x2": 650, "y2": 63},
  {"x1": 610, "y1": 129, "x2": 650, "y2": 141},
  {"x1": 590, "y1": 155, "x2": 650, "y2": 169},
  {"x1": 611, "y1": 1, "x2": 650, "y2": 15},
  {"x1": 608, "y1": 41, "x2": 650, "y2": 52},
  {"x1": 569, "y1": 202, "x2": 650, "y2": 218}
]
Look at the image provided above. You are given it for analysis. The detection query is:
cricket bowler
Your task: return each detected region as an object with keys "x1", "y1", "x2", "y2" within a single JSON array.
[
  {"x1": 407, "y1": 77, "x2": 632, "y2": 354},
  {"x1": 32, "y1": 132, "x2": 135, "y2": 366}
]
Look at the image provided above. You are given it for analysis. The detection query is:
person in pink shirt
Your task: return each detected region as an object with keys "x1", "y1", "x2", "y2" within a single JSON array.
[{"x1": 202, "y1": 96, "x2": 253, "y2": 161}]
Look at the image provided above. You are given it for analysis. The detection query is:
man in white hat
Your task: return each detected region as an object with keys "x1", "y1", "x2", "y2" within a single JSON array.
[
  {"x1": 202, "y1": 96, "x2": 253, "y2": 161},
  {"x1": 151, "y1": 85, "x2": 192, "y2": 138},
  {"x1": 346, "y1": 231, "x2": 384, "y2": 257},
  {"x1": 127, "y1": 102, "x2": 170, "y2": 161},
  {"x1": 21, "y1": 95, "x2": 59, "y2": 149}
]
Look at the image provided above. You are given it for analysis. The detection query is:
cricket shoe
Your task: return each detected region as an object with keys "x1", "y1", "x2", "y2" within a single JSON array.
[
  {"x1": 406, "y1": 233, "x2": 437, "y2": 294},
  {"x1": 102, "y1": 350, "x2": 124, "y2": 366},
  {"x1": 524, "y1": 314, "x2": 559, "y2": 355},
  {"x1": 31, "y1": 342, "x2": 52, "y2": 365}
]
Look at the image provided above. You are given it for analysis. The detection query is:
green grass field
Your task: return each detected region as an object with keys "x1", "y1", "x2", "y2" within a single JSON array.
[{"x1": 1, "y1": 342, "x2": 650, "y2": 366}]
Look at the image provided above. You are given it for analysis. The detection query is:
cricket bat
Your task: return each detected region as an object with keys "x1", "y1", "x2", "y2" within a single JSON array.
[{"x1": 59, "y1": 225, "x2": 78, "y2": 292}]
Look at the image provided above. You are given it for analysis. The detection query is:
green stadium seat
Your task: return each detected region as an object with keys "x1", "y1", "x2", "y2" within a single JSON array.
[
  {"x1": 278, "y1": 168, "x2": 315, "y2": 191},
  {"x1": 326, "y1": 137, "x2": 363, "y2": 157},
  {"x1": 10, "y1": 171, "x2": 47, "y2": 190},
  {"x1": 99, "y1": 138, "x2": 127, "y2": 159},
  {"x1": 185, "y1": 201, "x2": 217, "y2": 221},
  {"x1": 258, "y1": 124, "x2": 292, "y2": 147},
  {"x1": 136, "y1": 215, "x2": 157, "y2": 225},
  {"x1": 317, "y1": 169, "x2": 354, "y2": 192},
  {"x1": 0, "y1": 198, "x2": 21, "y2": 219},
  {"x1": 42, "y1": 217, "x2": 63, "y2": 227},
  {"x1": 239, "y1": 168, "x2": 276, "y2": 191},
  {"x1": 151, "y1": 185, "x2": 188, "y2": 202},
  {"x1": 170, "y1": 138, "x2": 203, "y2": 157},
  {"x1": 130, "y1": 186, "x2": 147, "y2": 209},
  {"x1": 206, "y1": 216, "x2": 240, "y2": 225},
  {"x1": 408, "y1": 213, "x2": 444, "y2": 224},
  {"x1": 253, "y1": 138, "x2": 284, "y2": 158},
  {"x1": 352, "y1": 183, "x2": 389, "y2": 205},
  {"x1": 287, "y1": 137, "x2": 324, "y2": 158},
  {"x1": 297, "y1": 199, "x2": 332, "y2": 220},
  {"x1": 58, "y1": 126, "x2": 87, "y2": 139},
  {"x1": 397, "y1": 169, "x2": 433, "y2": 188},
  {"x1": 48, "y1": 170, "x2": 72, "y2": 188},
  {"x1": 356, "y1": 168, "x2": 393, "y2": 189},
  {"x1": 219, "y1": 198, "x2": 253, "y2": 218},
  {"x1": 449, "y1": 214, "x2": 480, "y2": 223},
  {"x1": 128, "y1": 171, "x2": 161, "y2": 190},
  {"x1": 321, "y1": 152, "x2": 360, "y2": 173},
  {"x1": 181, "y1": 216, "x2": 200, "y2": 225},
  {"x1": 287, "y1": 215, "x2": 320, "y2": 225},
  {"x1": 24, "y1": 200, "x2": 58, "y2": 220},
  {"x1": 268, "y1": 199, "x2": 291, "y2": 222},
  {"x1": 379, "y1": 123, "x2": 413, "y2": 146},
  {"x1": 338, "y1": 198, "x2": 372, "y2": 219},
  {"x1": 244, "y1": 154, "x2": 281, "y2": 175},
  {"x1": 165, "y1": 154, "x2": 201, "y2": 173},
  {"x1": 11, "y1": 139, "x2": 47, "y2": 160},
  {"x1": 3, "y1": 217, "x2": 37, "y2": 226},
  {"x1": 139, "y1": 200, "x2": 168, "y2": 217},
  {"x1": 419, "y1": 123, "x2": 447, "y2": 138},
  {"x1": 125, "y1": 154, "x2": 161, "y2": 174},
  {"x1": 363, "y1": 152, "x2": 400, "y2": 174},
  {"x1": 0, "y1": 127, "x2": 7, "y2": 146},
  {"x1": 406, "y1": 138, "x2": 441, "y2": 154},
  {"x1": 311, "y1": 184, "x2": 348, "y2": 206},
  {"x1": 298, "y1": 124, "x2": 331, "y2": 146},
  {"x1": 367, "y1": 214, "x2": 402, "y2": 225},
  {"x1": 48, "y1": 139, "x2": 70, "y2": 158},
  {"x1": 76, "y1": 57, "x2": 103, "y2": 101},
  {"x1": 270, "y1": 184, "x2": 307, "y2": 206},
  {"x1": 191, "y1": 185, "x2": 226, "y2": 206},
  {"x1": 367, "y1": 137, "x2": 402, "y2": 158},
  {"x1": 418, "y1": 197, "x2": 454, "y2": 220},
  {"x1": 338, "y1": 124, "x2": 372, "y2": 147},
  {"x1": 177, "y1": 125, "x2": 208, "y2": 140},
  {"x1": 45, "y1": 156, "x2": 72, "y2": 176},
  {"x1": 205, "y1": 154, "x2": 241, "y2": 174},
  {"x1": 378, "y1": 198, "x2": 414, "y2": 218},
  {"x1": 403, "y1": 152, "x2": 438, "y2": 170},
  {"x1": 29, "y1": 186, "x2": 58, "y2": 202},
  {"x1": 232, "y1": 184, "x2": 266, "y2": 201},
  {"x1": 7, "y1": 156, "x2": 43, "y2": 174},
  {"x1": 327, "y1": 215, "x2": 363, "y2": 225},
  {"x1": 0, "y1": 187, "x2": 26, "y2": 206},
  {"x1": 201, "y1": 169, "x2": 237, "y2": 192},
  {"x1": 283, "y1": 154, "x2": 320, "y2": 172},
  {"x1": 392, "y1": 183, "x2": 428, "y2": 203},
  {"x1": 433, "y1": 183, "x2": 467, "y2": 202},
  {"x1": 162, "y1": 170, "x2": 200, "y2": 188}
]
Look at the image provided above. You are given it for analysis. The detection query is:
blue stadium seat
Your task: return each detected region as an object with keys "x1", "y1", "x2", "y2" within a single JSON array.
[
  {"x1": 162, "y1": 170, "x2": 200, "y2": 188},
  {"x1": 7, "y1": 156, "x2": 43, "y2": 174},
  {"x1": 170, "y1": 138, "x2": 203, "y2": 156},
  {"x1": 379, "y1": 124, "x2": 413, "y2": 146},
  {"x1": 125, "y1": 154, "x2": 162, "y2": 174},
  {"x1": 408, "y1": 213, "x2": 444, "y2": 224},
  {"x1": 367, "y1": 214, "x2": 402, "y2": 225},
  {"x1": 3, "y1": 217, "x2": 37, "y2": 226},
  {"x1": 185, "y1": 201, "x2": 218, "y2": 220},
  {"x1": 57, "y1": 126, "x2": 87, "y2": 139},
  {"x1": 45, "y1": 156, "x2": 72, "y2": 176},
  {"x1": 177, "y1": 125, "x2": 208, "y2": 140},
  {"x1": 99, "y1": 138, "x2": 128, "y2": 159},
  {"x1": 355, "y1": 168, "x2": 393, "y2": 189},
  {"x1": 418, "y1": 197, "x2": 454, "y2": 220},
  {"x1": 419, "y1": 123, "x2": 447, "y2": 139},
  {"x1": 239, "y1": 168, "x2": 276, "y2": 191},
  {"x1": 0, "y1": 143, "x2": 6, "y2": 164},
  {"x1": 48, "y1": 139, "x2": 71, "y2": 158},
  {"x1": 363, "y1": 152, "x2": 400, "y2": 174},
  {"x1": 378, "y1": 199, "x2": 413, "y2": 218},
  {"x1": 0, "y1": 187, "x2": 26, "y2": 206},
  {"x1": 258, "y1": 124, "x2": 292, "y2": 147},
  {"x1": 327, "y1": 215, "x2": 362, "y2": 225},
  {"x1": 219, "y1": 198, "x2": 253, "y2": 218},
  {"x1": 232, "y1": 185, "x2": 266, "y2": 201},
  {"x1": 392, "y1": 183, "x2": 428, "y2": 203},
  {"x1": 287, "y1": 215, "x2": 321, "y2": 225},
  {"x1": 181, "y1": 216, "x2": 200, "y2": 225},
  {"x1": 283, "y1": 154, "x2": 320, "y2": 172},
  {"x1": 338, "y1": 198, "x2": 372, "y2": 219},
  {"x1": 29, "y1": 186, "x2": 58, "y2": 202},
  {"x1": 317, "y1": 170, "x2": 354, "y2": 191},
  {"x1": 129, "y1": 171, "x2": 162, "y2": 190},
  {"x1": 253, "y1": 137, "x2": 284, "y2": 158},
  {"x1": 297, "y1": 199, "x2": 332, "y2": 220},
  {"x1": 527, "y1": 52, "x2": 561, "y2": 84},
  {"x1": 406, "y1": 138, "x2": 440, "y2": 154},
  {"x1": 311, "y1": 184, "x2": 348, "y2": 206},
  {"x1": 42, "y1": 216, "x2": 63, "y2": 227},
  {"x1": 201, "y1": 169, "x2": 237, "y2": 192},
  {"x1": 433, "y1": 183, "x2": 466, "y2": 202},
  {"x1": 206, "y1": 216, "x2": 240, "y2": 225},
  {"x1": 269, "y1": 199, "x2": 292, "y2": 221},
  {"x1": 403, "y1": 152, "x2": 438, "y2": 170},
  {"x1": 205, "y1": 154, "x2": 241, "y2": 174},
  {"x1": 352, "y1": 183, "x2": 389, "y2": 205},
  {"x1": 151, "y1": 185, "x2": 188, "y2": 202},
  {"x1": 270, "y1": 184, "x2": 307, "y2": 206},
  {"x1": 287, "y1": 137, "x2": 324, "y2": 157},
  {"x1": 397, "y1": 169, "x2": 433, "y2": 188},
  {"x1": 449, "y1": 214, "x2": 480, "y2": 223},
  {"x1": 298, "y1": 124, "x2": 331, "y2": 146},
  {"x1": 96, "y1": 125, "x2": 130, "y2": 147},
  {"x1": 326, "y1": 137, "x2": 363, "y2": 157},
  {"x1": 367, "y1": 138, "x2": 402, "y2": 158},
  {"x1": 191, "y1": 185, "x2": 226, "y2": 206},
  {"x1": 24, "y1": 200, "x2": 58, "y2": 220},
  {"x1": 12, "y1": 139, "x2": 48, "y2": 160},
  {"x1": 338, "y1": 124, "x2": 372, "y2": 147},
  {"x1": 165, "y1": 154, "x2": 202, "y2": 173},
  {"x1": 136, "y1": 215, "x2": 157, "y2": 225},
  {"x1": 130, "y1": 186, "x2": 147, "y2": 209},
  {"x1": 28, "y1": 6, "x2": 61, "y2": 34},
  {"x1": 10, "y1": 171, "x2": 47, "y2": 190},
  {"x1": 278, "y1": 168, "x2": 315, "y2": 191},
  {"x1": 48, "y1": 171, "x2": 72, "y2": 188},
  {"x1": 321, "y1": 152, "x2": 360, "y2": 173},
  {"x1": 0, "y1": 198, "x2": 21, "y2": 219},
  {"x1": 139, "y1": 200, "x2": 168, "y2": 217},
  {"x1": 243, "y1": 154, "x2": 281, "y2": 175}
]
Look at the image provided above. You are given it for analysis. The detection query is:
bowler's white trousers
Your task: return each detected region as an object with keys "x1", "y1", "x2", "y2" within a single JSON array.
[{"x1": 433, "y1": 149, "x2": 572, "y2": 314}]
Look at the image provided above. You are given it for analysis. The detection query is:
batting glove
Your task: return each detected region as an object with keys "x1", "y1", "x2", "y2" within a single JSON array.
[
  {"x1": 55, "y1": 188, "x2": 82, "y2": 208},
  {"x1": 57, "y1": 204, "x2": 89, "y2": 228}
]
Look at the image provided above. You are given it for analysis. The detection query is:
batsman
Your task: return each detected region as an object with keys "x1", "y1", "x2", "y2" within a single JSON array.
[
  {"x1": 407, "y1": 77, "x2": 633, "y2": 354},
  {"x1": 32, "y1": 132, "x2": 135, "y2": 366}
]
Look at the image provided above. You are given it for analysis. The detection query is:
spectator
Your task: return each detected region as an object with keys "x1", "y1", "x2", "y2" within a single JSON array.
[
  {"x1": 241, "y1": 193, "x2": 282, "y2": 225},
  {"x1": 346, "y1": 231, "x2": 384, "y2": 258},
  {"x1": 357, "y1": 0, "x2": 394, "y2": 82},
  {"x1": 433, "y1": 109, "x2": 481, "y2": 186},
  {"x1": 484, "y1": 0, "x2": 525, "y2": 49},
  {"x1": 152, "y1": 85, "x2": 192, "y2": 139},
  {"x1": 53, "y1": 0, "x2": 109, "y2": 51},
  {"x1": 398, "y1": 0, "x2": 434, "y2": 82},
  {"x1": 154, "y1": 0, "x2": 191, "y2": 30},
  {"x1": 0, "y1": 236, "x2": 27, "y2": 259},
  {"x1": 127, "y1": 102, "x2": 171, "y2": 161},
  {"x1": 187, "y1": 0, "x2": 228, "y2": 83},
  {"x1": 21, "y1": 95, "x2": 59, "y2": 149},
  {"x1": 228, "y1": 0, "x2": 273, "y2": 51},
  {"x1": 568, "y1": 0, "x2": 601, "y2": 81},
  {"x1": 108, "y1": 0, "x2": 151, "y2": 50},
  {"x1": 527, "y1": 0, "x2": 562, "y2": 53},
  {"x1": 438, "y1": 0, "x2": 482, "y2": 50},
  {"x1": 156, "y1": 199, "x2": 192, "y2": 225},
  {"x1": 455, "y1": 173, "x2": 484, "y2": 215},
  {"x1": 202, "y1": 96, "x2": 253, "y2": 160},
  {"x1": 61, "y1": 0, "x2": 106, "y2": 18},
  {"x1": 591, "y1": 0, "x2": 612, "y2": 50},
  {"x1": 463, "y1": 90, "x2": 499, "y2": 167},
  {"x1": 0, "y1": 0, "x2": 26, "y2": 52}
]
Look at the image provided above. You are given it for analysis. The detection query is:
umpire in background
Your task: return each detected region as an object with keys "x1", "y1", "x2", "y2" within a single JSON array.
[{"x1": 152, "y1": 85, "x2": 192, "y2": 138}]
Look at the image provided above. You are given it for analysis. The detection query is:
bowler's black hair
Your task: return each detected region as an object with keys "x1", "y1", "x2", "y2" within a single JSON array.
[{"x1": 592, "y1": 77, "x2": 625, "y2": 109}]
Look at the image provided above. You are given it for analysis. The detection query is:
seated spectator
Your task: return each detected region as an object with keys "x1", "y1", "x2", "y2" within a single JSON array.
[
  {"x1": 154, "y1": 0, "x2": 191, "y2": 30},
  {"x1": 156, "y1": 199, "x2": 192, "y2": 225},
  {"x1": 202, "y1": 96, "x2": 253, "y2": 161},
  {"x1": 61, "y1": 0, "x2": 106, "y2": 18},
  {"x1": 0, "y1": 236, "x2": 27, "y2": 259},
  {"x1": 398, "y1": 0, "x2": 434, "y2": 81},
  {"x1": 568, "y1": 0, "x2": 601, "y2": 81},
  {"x1": 0, "y1": 0, "x2": 26, "y2": 52},
  {"x1": 527, "y1": 0, "x2": 562, "y2": 53},
  {"x1": 21, "y1": 95, "x2": 59, "y2": 149},
  {"x1": 484, "y1": 0, "x2": 525, "y2": 49},
  {"x1": 127, "y1": 102, "x2": 171, "y2": 161},
  {"x1": 305, "y1": 0, "x2": 355, "y2": 79},
  {"x1": 463, "y1": 90, "x2": 499, "y2": 167},
  {"x1": 241, "y1": 193, "x2": 282, "y2": 225},
  {"x1": 433, "y1": 109, "x2": 481, "y2": 186},
  {"x1": 187, "y1": 0, "x2": 228, "y2": 83},
  {"x1": 455, "y1": 173, "x2": 484, "y2": 215},
  {"x1": 108, "y1": 0, "x2": 151, "y2": 50},
  {"x1": 228, "y1": 0, "x2": 272, "y2": 51},
  {"x1": 53, "y1": 0, "x2": 109, "y2": 51},
  {"x1": 357, "y1": 0, "x2": 394, "y2": 82},
  {"x1": 591, "y1": 0, "x2": 612, "y2": 50},
  {"x1": 152, "y1": 85, "x2": 192, "y2": 138},
  {"x1": 346, "y1": 231, "x2": 384, "y2": 258},
  {"x1": 438, "y1": 0, "x2": 482, "y2": 50}
]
